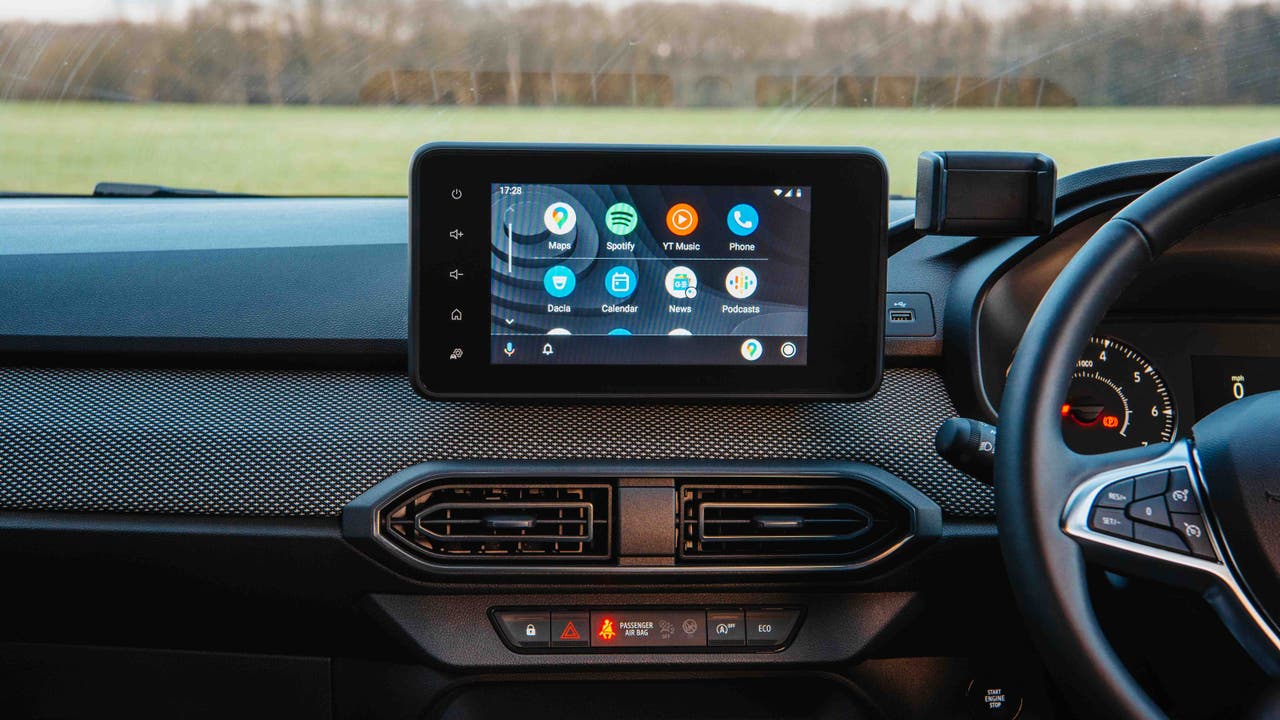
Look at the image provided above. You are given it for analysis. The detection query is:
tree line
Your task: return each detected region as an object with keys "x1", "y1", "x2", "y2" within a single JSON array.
[{"x1": 0, "y1": 0, "x2": 1276, "y2": 107}]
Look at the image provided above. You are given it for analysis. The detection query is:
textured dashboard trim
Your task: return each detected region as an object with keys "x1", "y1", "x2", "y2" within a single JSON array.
[{"x1": 0, "y1": 367, "x2": 992, "y2": 517}]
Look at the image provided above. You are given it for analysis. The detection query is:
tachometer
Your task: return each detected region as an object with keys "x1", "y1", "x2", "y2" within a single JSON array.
[{"x1": 1062, "y1": 335, "x2": 1177, "y2": 454}]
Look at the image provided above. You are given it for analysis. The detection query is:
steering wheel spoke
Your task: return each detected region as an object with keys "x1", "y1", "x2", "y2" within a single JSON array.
[
  {"x1": 1064, "y1": 441, "x2": 1219, "y2": 575},
  {"x1": 1062, "y1": 440, "x2": 1280, "y2": 672}
]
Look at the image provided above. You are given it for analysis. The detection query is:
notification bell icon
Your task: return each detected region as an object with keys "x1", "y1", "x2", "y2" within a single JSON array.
[{"x1": 542, "y1": 343, "x2": 554, "y2": 356}]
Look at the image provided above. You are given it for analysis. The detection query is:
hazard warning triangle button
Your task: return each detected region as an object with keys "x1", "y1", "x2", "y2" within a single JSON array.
[{"x1": 551, "y1": 612, "x2": 589, "y2": 647}]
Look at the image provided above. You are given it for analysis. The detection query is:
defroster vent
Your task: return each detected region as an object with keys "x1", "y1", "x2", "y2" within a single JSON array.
[
  {"x1": 679, "y1": 483, "x2": 910, "y2": 563},
  {"x1": 383, "y1": 482, "x2": 612, "y2": 562}
]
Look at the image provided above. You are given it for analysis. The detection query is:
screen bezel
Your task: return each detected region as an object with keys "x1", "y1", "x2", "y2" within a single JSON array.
[{"x1": 410, "y1": 143, "x2": 887, "y2": 400}]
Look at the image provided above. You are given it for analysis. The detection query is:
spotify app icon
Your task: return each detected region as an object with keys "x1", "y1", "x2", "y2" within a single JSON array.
[{"x1": 605, "y1": 202, "x2": 638, "y2": 235}]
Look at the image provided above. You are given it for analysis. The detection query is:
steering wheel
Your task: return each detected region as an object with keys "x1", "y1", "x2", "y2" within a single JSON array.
[{"x1": 996, "y1": 137, "x2": 1280, "y2": 718}]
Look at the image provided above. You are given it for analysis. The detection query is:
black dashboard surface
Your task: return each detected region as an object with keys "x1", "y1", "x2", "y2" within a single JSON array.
[{"x1": 0, "y1": 366, "x2": 989, "y2": 517}]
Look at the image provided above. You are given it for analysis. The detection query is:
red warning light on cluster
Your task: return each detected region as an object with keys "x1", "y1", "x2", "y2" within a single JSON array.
[
  {"x1": 597, "y1": 617, "x2": 616, "y2": 641},
  {"x1": 1101, "y1": 415, "x2": 1120, "y2": 429}
]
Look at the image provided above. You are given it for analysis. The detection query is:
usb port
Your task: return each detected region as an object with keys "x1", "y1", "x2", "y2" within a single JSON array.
[{"x1": 889, "y1": 309, "x2": 915, "y2": 323}]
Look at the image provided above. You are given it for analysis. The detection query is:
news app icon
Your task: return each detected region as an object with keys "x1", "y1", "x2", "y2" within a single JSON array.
[{"x1": 664, "y1": 265, "x2": 698, "y2": 299}]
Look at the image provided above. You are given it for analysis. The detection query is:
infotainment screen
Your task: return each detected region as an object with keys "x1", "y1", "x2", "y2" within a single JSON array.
[
  {"x1": 488, "y1": 182, "x2": 811, "y2": 366},
  {"x1": 410, "y1": 143, "x2": 886, "y2": 399}
]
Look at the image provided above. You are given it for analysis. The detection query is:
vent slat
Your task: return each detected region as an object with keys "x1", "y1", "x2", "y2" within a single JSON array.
[
  {"x1": 680, "y1": 483, "x2": 902, "y2": 562},
  {"x1": 381, "y1": 482, "x2": 612, "y2": 562}
]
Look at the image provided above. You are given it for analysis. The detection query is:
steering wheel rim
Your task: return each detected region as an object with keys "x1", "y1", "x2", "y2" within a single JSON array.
[{"x1": 995, "y1": 137, "x2": 1280, "y2": 719}]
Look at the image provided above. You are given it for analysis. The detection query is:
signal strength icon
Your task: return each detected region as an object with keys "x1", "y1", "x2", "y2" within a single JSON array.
[{"x1": 784, "y1": 188, "x2": 794, "y2": 198}]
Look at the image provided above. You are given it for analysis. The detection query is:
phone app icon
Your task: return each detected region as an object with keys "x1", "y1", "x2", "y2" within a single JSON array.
[
  {"x1": 544, "y1": 202, "x2": 577, "y2": 235},
  {"x1": 605, "y1": 265, "x2": 638, "y2": 299},
  {"x1": 605, "y1": 202, "x2": 639, "y2": 235},
  {"x1": 727, "y1": 203, "x2": 758, "y2": 236},
  {"x1": 543, "y1": 265, "x2": 576, "y2": 298},
  {"x1": 665, "y1": 203, "x2": 699, "y2": 236},
  {"x1": 741, "y1": 338, "x2": 763, "y2": 361},
  {"x1": 664, "y1": 265, "x2": 698, "y2": 299},
  {"x1": 724, "y1": 266, "x2": 757, "y2": 299}
]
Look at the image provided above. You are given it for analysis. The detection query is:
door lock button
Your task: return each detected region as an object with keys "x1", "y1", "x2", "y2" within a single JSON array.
[{"x1": 494, "y1": 610, "x2": 550, "y2": 648}]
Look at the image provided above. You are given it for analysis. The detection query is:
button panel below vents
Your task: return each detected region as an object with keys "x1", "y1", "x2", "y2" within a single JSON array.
[
  {"x1": 384, "y1": 483, "x2": 612, "y2": 562},
  {"x1": 679, "y1": 483, "x2": 909, "y2": 563}
]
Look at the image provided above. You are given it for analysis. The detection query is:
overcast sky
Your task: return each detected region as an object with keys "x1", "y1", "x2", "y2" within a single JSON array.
[{"x1": 0, "y1": 0, "x2": 1252, "y2": 23}]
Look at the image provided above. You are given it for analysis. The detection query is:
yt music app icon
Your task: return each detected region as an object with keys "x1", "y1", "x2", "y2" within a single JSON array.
[{"x1": 665, "y1": 203, "x2": 698, "y2": 236}]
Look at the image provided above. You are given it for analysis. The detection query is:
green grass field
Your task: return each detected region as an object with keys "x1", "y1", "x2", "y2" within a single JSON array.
[{"x1": 1, "y1": 102, "x2": 1276, "y2": 196}]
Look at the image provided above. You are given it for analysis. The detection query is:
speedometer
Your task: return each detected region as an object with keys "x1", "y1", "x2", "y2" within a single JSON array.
[{"x1": 1061, "y1": 335, "x2": 1177, "y2": 454}]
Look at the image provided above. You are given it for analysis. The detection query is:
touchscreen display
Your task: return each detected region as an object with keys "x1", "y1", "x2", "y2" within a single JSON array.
[
  {"x1": 410, "y1": 143, "x2": 887, "y2": 399},
  {"x1": 489, "y1": 183, "x2": 811, "y2": 365}
]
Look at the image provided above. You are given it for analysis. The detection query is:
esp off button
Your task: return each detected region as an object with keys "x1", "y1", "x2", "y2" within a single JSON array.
[
  {"x1": 745, "y1": 609, "x2": 801, "y2": 647},
  {"x1": 707, "y1": 610, "x2": 745, "y2": 646}
]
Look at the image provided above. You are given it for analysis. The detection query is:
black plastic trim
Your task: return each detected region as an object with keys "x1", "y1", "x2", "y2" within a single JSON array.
[{"x1": 342, "y1": 461, "x2": 942, "y2": 579}]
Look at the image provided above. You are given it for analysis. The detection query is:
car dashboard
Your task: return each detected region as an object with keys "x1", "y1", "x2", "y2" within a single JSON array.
[{"x1": 0, "y1": 154, "x2": 1275, "y2": 719}]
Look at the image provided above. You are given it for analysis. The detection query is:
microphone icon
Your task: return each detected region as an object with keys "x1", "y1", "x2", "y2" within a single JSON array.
[{"x1": 503, "y1": 342, "x2": 516, "y2": 357}]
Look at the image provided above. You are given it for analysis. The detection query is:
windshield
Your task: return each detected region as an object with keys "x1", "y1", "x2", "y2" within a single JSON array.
[{"x1": 0, "y1": 0, "x2": 1276, "y2": 196}]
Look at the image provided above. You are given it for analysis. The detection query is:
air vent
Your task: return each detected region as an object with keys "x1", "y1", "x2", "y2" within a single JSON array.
[
  {"x1": 679, "y1": 483, "x2": 909, "y2": 563},
  {"x1": 383, "y1": 482, "x2": 612, "y2": 562}
]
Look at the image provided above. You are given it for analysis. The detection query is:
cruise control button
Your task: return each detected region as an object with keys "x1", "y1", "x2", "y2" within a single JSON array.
[
  {"x1": 494, "y1": 610, "x2": 550, "y2": 648},
  {"x1": 1133, "y1": 470, "x2": 1169, "y2": 500},
  {"x1": 707, "y1": 610, "x2": 746, "y2": 646},
  {"x1": 1134, "y1": 523, "x2": 1189, "y2": 554},
  {"x1": 1171, "y1": 513, "x2": 1217, "y2": 560},
  {"x1": 1127, "y1": 495, "x2": 1171, "y2": 528},
  {"x1": 1089, "y1": 507, "x2": 1133, "y2": 538},
  {"x1": 1096, "y1": 478, "x2": 1134, "y2": 509},
  {"x1": 745, "y1": 609, "x2": 800, "y2": 647},
  {"x1": 1166, "y1": 468, "x2": 1199, "y2": 513},
  {"x1": 551, "y1": 611, "x2": 590, "y2": 647}
]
